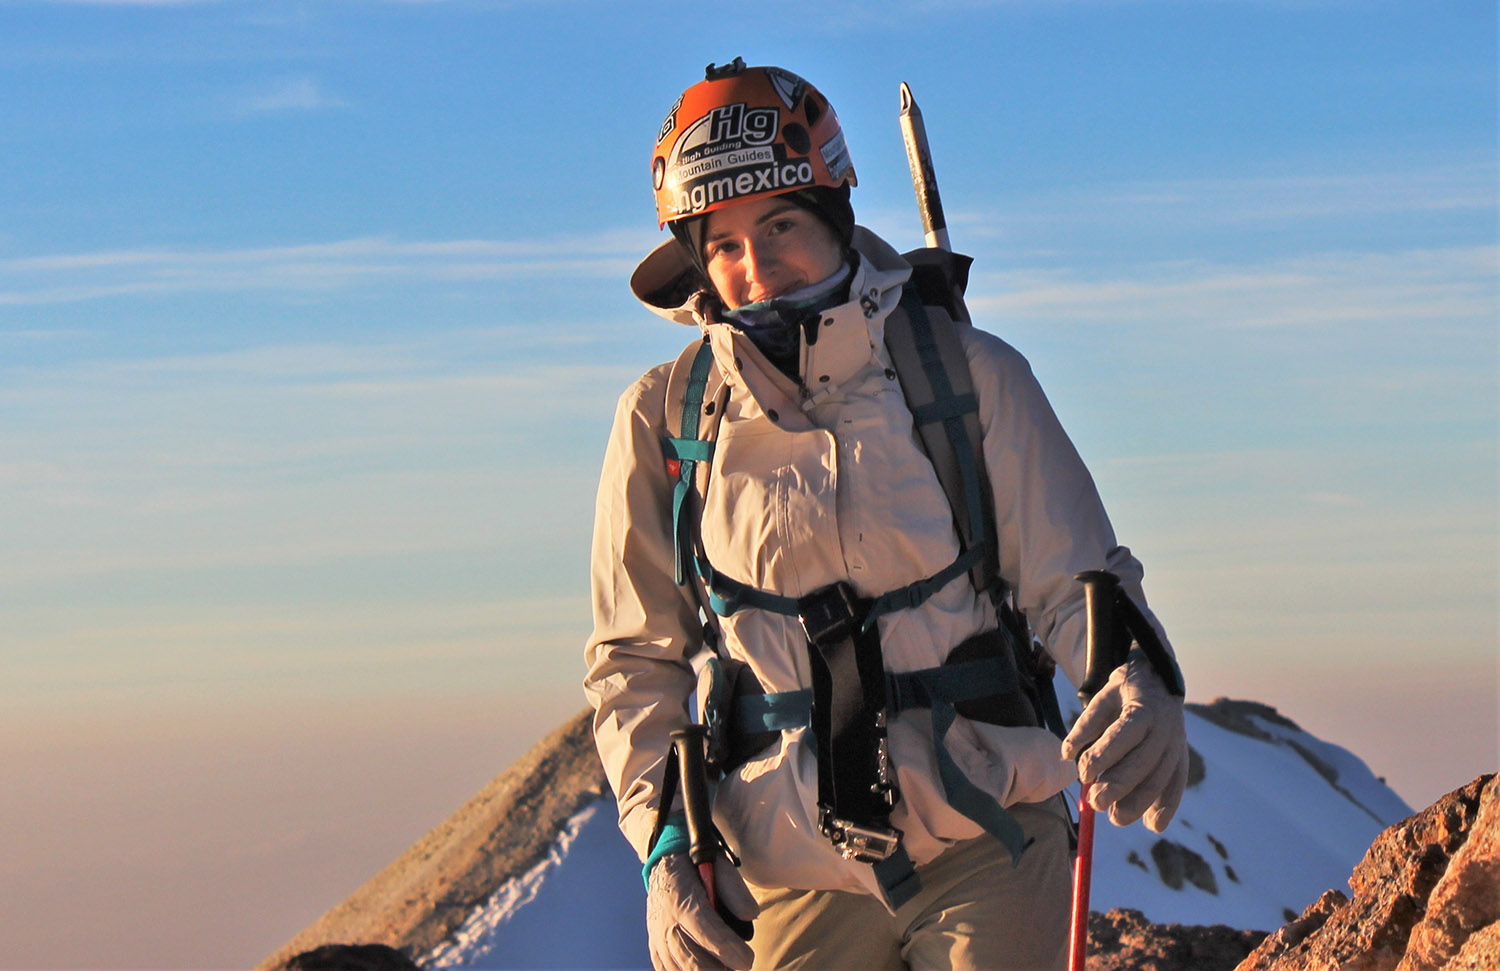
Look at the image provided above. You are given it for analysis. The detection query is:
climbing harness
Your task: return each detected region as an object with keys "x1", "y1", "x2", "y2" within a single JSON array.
[{"x1": 658, "y1": 252, "x2": 1065, "y2": 908}]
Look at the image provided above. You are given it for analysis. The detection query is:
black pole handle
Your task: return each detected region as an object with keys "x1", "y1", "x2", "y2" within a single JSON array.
[
  {"x1": 1075, "y1": 570, "x2": 1128, "y2": 702},
  {"x1": 670, "y1": 725, "x2": 714, "y2": 866}
]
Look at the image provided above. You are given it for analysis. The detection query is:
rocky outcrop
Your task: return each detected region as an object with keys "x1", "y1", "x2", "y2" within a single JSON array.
[
  {"x1": 1087, "y1": 908, "x2": 1267, "y2": 970},
  {"x1": 1150, "y1": 838, "x2": 1219, "y2": 895},
  {"x1": 255, "y1": 709, "x2": 607, "y2": 971},
  {"x1": 1187, "y1": 698, "x2": 1303, "y2": 741},
  {"x1": 1235, "y1": 773, "x2": 1498, "y2": 971}
]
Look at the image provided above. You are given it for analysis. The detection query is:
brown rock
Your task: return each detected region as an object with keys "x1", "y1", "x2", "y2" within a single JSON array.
[
  {"x1": 1397, "y1": 774, "x2": 1499, "y2": 970},
  {"x1": 1442, "y1": 920, "x2": 1500, "y2": 970},
  {"x1": 1234, "y1": 774, "x2": 1497, "y2": 971},
  {"x1": 1237, "y1": 890, "x2": 1348, "y2": 969},
  {"x1": 1086, "y1": 908, "x2": 1267, "y2": 971}
]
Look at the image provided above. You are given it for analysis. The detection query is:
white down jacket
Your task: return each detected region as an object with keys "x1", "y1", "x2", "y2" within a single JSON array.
[{"x1": 584, "y1": 226, "x2": 1172, "y2": 901}]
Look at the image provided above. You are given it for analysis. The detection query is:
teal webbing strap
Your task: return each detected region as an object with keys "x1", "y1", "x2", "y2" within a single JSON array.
[
  {"x1": 669, "y1": 342, "x2": 716, "y2": 585},
  {"x1": 862, "y1": 545, "x2": 985, "y2": 633},
  {"x1": 898, "y1": 285, "x2": 989, "y2": 575},
  {"x1": 665, "y1": 438, "x2": 713, "y2": 463},
  {"x1": 694, "y1": 554, "x2": 800, "y2": 617},
  {"x1": 926, "y1": 691, "x2": 1029, "y2": 863},
  {"x1": 681, "y1": 340, "x2": 713, "y2": 439},
  {"x1": 895, "y1": 659, "x2": 1029, "y2": 861},
  {"x1": 909, "y1": 394, "x2": 979, "y2": 424},
  {"x1": 734, "y1": 688, "x2": 812, "y2": 734},
  {"x1": 872, "y1": 844, "x2": 923, "y2": 909}
]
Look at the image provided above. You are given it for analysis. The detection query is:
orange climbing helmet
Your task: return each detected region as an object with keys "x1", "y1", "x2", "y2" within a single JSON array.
[{"x1": 652, "y1": 58, "x2": 857, "y2": 227}]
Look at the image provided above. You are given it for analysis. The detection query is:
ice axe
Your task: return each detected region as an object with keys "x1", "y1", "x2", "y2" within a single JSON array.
[{"x1": 1069, "y1": 570, "x2": 1131, "y2": 971}]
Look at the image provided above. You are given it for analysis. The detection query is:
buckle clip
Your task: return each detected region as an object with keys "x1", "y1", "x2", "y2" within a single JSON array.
[
  {"x1": 820, "y1": 810, "x2": 904, "y2": 863},
  {"x1": 798, "y1": 581, "x2": 864, "y2": 647}
]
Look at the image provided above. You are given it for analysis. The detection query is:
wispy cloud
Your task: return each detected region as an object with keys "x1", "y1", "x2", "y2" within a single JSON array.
[
  {"x1": 947, "y1": 159, "x2": 1498, "y2": 245},
  {"x1": 973, "y1": 244, "x2": 1499, "y2": 329},
  {"x1": 0, "y1": 229, "x2": 658, "y2": 306},
  {"x1": 238, "y1": 75, "x2": 347, "y2": 114}
]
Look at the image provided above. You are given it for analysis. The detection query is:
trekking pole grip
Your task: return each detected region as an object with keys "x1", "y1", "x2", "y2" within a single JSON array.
[
  {"x1": 670, "y1": 725, "x2": 714, "y2": 878},
  {"x1": 1075, "y1": 569, "x2": 1126, "y2": 701}
]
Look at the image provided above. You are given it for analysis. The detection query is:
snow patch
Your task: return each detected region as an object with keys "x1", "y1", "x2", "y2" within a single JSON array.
[{"x1": 423, "y1": 799, "x2": 648, "y2": 970}]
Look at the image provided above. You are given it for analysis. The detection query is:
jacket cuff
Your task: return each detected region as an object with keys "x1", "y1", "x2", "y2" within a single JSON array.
[{"x1": 642, "y1": 813, "x2": 690, "y2": 889}]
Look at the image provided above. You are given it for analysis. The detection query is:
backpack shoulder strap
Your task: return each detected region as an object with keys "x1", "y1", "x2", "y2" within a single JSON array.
[
  {"x1": 886, "y1": 256, "x2": 1069, "y2": 738},
  {"x1": 884, "y1": 257, "x2": 999, "y2": 601},
  {"x1": 662, "y1": 335, "x2": 727, "y2": 643}
]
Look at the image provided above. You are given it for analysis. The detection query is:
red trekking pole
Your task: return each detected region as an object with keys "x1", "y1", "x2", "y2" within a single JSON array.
[{"x1": 1069, "y1": 570, "x2": 1127, "y2": 971}]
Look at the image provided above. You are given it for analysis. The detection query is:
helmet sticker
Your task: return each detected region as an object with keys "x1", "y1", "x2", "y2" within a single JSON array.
[
  {"x1": 764, "y1": 67, "x2": 806, "y2": 111},
  {"x1": 820, "y1": 130, "x2": 852, "y2": 184},
  {"x1": 657, "y1": 94, "x2": 682, "y2": 144},
  {"x1": 666, "y1": 102, "x2": 797, "y2": 216},
  {"x1": 666, "y1": 101, "x2": 815, "y2": 216}
]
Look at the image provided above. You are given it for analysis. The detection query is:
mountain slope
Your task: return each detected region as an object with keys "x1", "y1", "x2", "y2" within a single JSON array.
[{"x1": 260, "y1": 694, "x2": 1413, "y2": 969}]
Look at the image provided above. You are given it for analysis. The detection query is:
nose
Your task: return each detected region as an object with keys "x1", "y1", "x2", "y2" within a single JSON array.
[{"x1": 741, "y1": 238, "x2": 778, "y2": 294}]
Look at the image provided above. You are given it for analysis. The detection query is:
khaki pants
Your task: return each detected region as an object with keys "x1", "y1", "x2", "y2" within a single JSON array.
[{"x1": 748, "y1": 802, "x2": 1073, "y2": 971}]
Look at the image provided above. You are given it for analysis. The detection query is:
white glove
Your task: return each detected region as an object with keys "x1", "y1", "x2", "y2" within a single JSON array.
[
  {"x1": 647, "y1": 852, "x2": 760, "y2": 971},
  {"x1": 1061, "y1": 653, "x2": 1188, "y2": 832}
]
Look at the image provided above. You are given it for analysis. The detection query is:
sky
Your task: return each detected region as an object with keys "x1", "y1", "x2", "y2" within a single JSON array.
[{"x1": 0, "y1": 0, "x2": 1495, "y2": 967}]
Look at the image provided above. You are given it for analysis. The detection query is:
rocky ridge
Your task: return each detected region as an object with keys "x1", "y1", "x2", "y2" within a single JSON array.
[
  {"x1": 1086, "y1": 909, "x2": 1267, "y2": 970},
  {"x1": 1236, "y1": 773, "x2": 1498, "y2": 971}
]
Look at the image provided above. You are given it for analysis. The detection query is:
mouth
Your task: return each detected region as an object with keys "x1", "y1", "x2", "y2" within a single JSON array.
[{"x1": 747, "y1": 279, "x2": 802, "y2": 304}]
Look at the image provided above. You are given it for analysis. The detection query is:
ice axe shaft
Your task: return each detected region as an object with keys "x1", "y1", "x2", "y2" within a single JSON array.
[
  {"x1": 1069, "y1": 569, "x2": 1128, "y2": 971},
  {"x1": 899, "y1": 82, "x2": 951, "y2": 252},
  {"x1": 899, "y1": 81, "x2": 974, "y2": 327}
]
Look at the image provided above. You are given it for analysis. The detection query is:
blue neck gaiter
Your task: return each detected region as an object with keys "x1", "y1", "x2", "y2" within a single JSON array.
[{"x1": 724, "y1": 263, "x2": 852, "y2": 379}]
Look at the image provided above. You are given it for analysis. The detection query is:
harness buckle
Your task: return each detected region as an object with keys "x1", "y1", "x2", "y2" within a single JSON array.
[
  {"x1": 819, "y1": 809, "x2": 904, "y2": 863},
  {"x1": 798, "y1": 581, "x2": 864, "y2": 647}
]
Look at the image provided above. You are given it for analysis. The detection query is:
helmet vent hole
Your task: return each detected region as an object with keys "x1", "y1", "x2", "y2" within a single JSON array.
[
  {"x1": 783, "y1": 123, "x2": 811, "y2": 155},
  {"x1": 804, "y1": 95, "x2": 824, "y2": 125}
]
